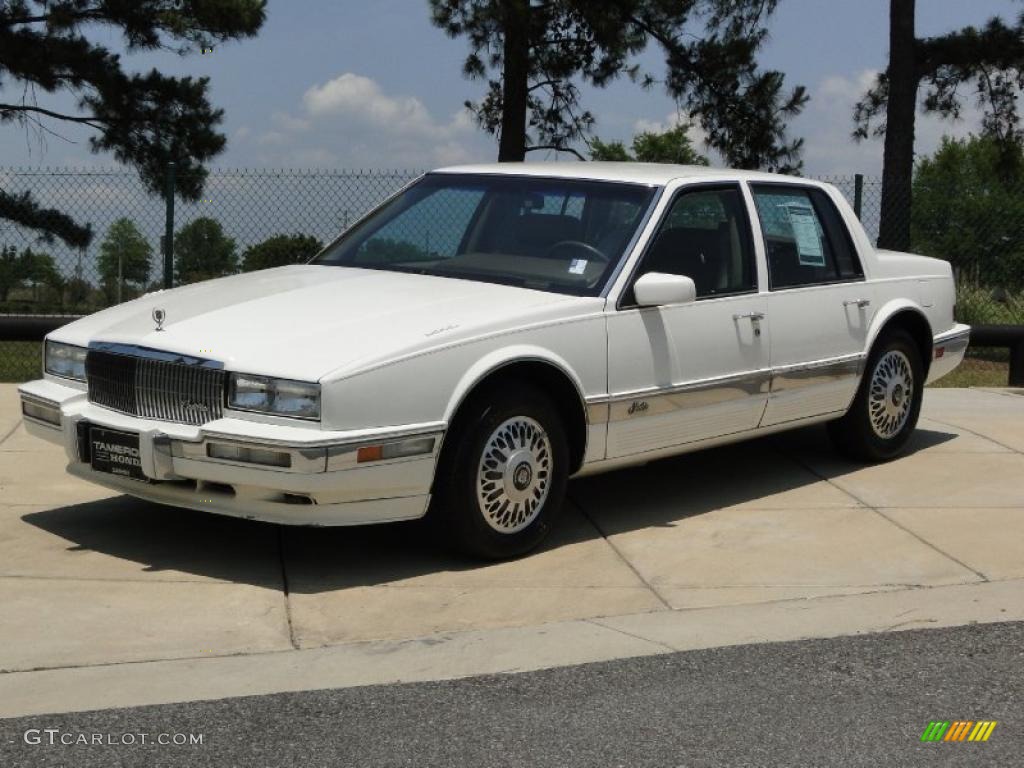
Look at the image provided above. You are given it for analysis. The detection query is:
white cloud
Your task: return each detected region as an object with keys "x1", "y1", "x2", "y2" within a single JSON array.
[
  {"x1": 271, "y1": 111, "x2": 310, "y2": 133},
  {"x1": 632, "y1": 111, "x2": 683, "y2": 135},
  {"x1": 255, "y1": 130, "x2": 286, "y2": 146},
  {"x1": 236, "y1": 72, "x2": 489, "y2": 168},
  {"x1": 302, "y1": 73, "x2": 468, "y2": 141}
]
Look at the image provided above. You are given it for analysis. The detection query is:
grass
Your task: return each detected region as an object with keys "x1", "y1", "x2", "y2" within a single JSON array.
[
  {"x1": 955, "y1": 286, "x2": 1024, "y2": 326},
  {"x1": 927, "y1": 354, "x2": 1010, "y2": 388}
]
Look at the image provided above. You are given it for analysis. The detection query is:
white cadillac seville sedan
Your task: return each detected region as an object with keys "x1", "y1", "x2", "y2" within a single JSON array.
[{"x1": 19, "y1": 163, "x2": 969, "y2": 558}]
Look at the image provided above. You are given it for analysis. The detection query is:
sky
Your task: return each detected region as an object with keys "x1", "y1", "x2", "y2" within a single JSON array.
[{"x1": 1, "y1": 0, "x2": 1020, "y2": 177}]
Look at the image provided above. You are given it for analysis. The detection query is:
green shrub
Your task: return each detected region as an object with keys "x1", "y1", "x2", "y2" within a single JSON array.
[{"x1": 956, "y1": 285, "x2": 1024, "y2": 325}]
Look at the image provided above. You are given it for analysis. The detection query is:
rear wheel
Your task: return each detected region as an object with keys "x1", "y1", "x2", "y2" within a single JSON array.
[
  {"x1": 431, "y1": 383, "x2": 569, "y2": 559},
  {"x1": 828, "y1": 328, "x2": 924, "y2": 462}
]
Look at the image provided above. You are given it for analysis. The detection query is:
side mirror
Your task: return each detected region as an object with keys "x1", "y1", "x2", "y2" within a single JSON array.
[{"x1": 633, "y1": 272, "x2": 697, "y2": 307}]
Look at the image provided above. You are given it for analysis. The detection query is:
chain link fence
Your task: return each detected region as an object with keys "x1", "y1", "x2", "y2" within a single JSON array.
[{"x1": 1, "y1": 166, "x2": 1021, "y2": 380}]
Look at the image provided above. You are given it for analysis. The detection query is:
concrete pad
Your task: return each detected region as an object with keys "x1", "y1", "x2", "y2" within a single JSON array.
[
  {"x1": 0, "y1": 420, "x2": 23, "y2": 448},
  {"x1": 803, "y1": 452, "x2": 1024, "y2": 509},
  {"x1": 883, "y1": 507, "x2": 1024, "y2": 581},
  {"x1": 284, "y1": 508, "x2": 667, "y2": 645},
  {"x1": 0, "y1": 413, "x2": 20, "y2": 437},
  {"x1": 0, "y1": 385, "x2": 1019, "y2": 717},
  {"x1": 289, "y1": 584, "x2": 665, "y2": 647},
  {"x1": 595, "y1": 578, "x2": 1024, "y2": 653},
  {"x1": 0, "y1": 446, "x2": 114, "y2": 505},
  {"x1": 0, "y1": 618, "x2": 667, "y2": 718},
  {"x1": 0, "y1": 421, "x2": 50, "y2": 452},
  {"x1": 925, "y1": 415, "x2": 1024, "y2": 454},
  {"x1": 769, "y1": 418, "x2": 1006, "y2": 457},
  {"x1": 911, "y1": 418, "x2": 1013, "y2": 453},
  {"x1": 920, "y1": 388, "x2": 1024, "y2": 452},
  {"x1": 571, "y1": 444, "x2": 857, "y2": 533},
  {"x1": 0, "y1": 576, "x2": 293, "y2": 672},
  {"x1": 284, "y1": 507, "x2": 650, "y2": 590},
  {"x1": 0, "y1": 497, "x2": 283, "y2": 587},
  {"x1": 0, "y1": 387, "x2": 22, "y2": 444},
  {"x1": 657, "y1": 585, "x2": 905, "y2": 611},
  {"x1": 588, "y1": 506, "x2": 979, "y2": 608},
  {"x1": 4, "y1": 578, "x2": 1023, "y2": 719}
]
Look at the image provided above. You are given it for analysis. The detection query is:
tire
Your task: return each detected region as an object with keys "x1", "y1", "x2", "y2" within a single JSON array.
[
  {"x1": 828, "y1": 328, "x2": 924, "y2": 462},
  {"x1": 431, "y1": 382, "x2": 569, "y2": 560}
]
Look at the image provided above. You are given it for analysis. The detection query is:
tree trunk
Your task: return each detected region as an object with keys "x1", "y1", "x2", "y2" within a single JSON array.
[
  {"x1": 497, "y1": 0, "x2": 530, "y2": 162},
  {"x1": 878, "y1": 0, "x2": 917, "y2": 251}
]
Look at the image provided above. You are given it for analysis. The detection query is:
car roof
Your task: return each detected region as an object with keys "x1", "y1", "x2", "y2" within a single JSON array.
[{"x1": 431, "y1": 161, "x2": 819, "y2": 187}]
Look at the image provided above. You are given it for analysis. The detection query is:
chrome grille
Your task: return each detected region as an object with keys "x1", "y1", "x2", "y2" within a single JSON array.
[{"x1": 86, "y1": 348, "x2": 226, "y2": 426}]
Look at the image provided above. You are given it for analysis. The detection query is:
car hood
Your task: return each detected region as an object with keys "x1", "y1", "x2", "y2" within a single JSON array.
[{"x1": 52, "y1": 265, "x2": 596, "y2": 381}]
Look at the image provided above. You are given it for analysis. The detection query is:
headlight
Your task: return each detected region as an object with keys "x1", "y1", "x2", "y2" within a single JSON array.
[
  {"x1": 44, "y1": 340, "x2": 88, "y2": 382},
  {"x1": 228, "y1": 373, "x2": 320, "y2": 420}
]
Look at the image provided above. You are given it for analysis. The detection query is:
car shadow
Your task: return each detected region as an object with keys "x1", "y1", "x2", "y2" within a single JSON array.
[{"x1": 20, "y1": 424, "x2": 959, "y2": 594}]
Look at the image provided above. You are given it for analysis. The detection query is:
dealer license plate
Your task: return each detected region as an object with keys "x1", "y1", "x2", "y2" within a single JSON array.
[{"x1": 89, "y1": 427, "x2": 147, "y2": 481}]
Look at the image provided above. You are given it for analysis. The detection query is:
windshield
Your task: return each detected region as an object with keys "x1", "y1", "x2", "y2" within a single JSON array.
[{"x1": 313, "y1": 173, "x2": 658, "y2": 296}]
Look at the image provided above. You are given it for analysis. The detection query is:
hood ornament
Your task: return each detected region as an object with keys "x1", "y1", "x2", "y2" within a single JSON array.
[{"x1": 152, "y1": 308, "x2": 166, "y2": 332}]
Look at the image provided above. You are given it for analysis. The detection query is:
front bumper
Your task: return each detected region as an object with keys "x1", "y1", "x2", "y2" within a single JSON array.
[
  {"x1": 17, "y1": 378, "x2": 443, "y2": 526},
  {"x1": 927, "y1": 323, "x2": 971, "y2": 384}
]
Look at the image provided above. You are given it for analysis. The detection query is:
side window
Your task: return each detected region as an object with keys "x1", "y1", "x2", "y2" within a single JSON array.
[
  {"x1": 633, "y1": 186, "x2": 756, "y2": 300},
  {"x1": 355, "y1": 187, "x2": 485, "y2": 264},
  {"x1": 811, "y1": 188, "x2": 863, "y2": 280},
  {"x1": 751, "y1": 185, "x2": 862, "y2": 289}
]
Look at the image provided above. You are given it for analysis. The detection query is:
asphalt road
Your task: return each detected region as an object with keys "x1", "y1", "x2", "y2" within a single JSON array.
[{"x1": 2, "y1": 621, "x2": 1020, "y2": 768}]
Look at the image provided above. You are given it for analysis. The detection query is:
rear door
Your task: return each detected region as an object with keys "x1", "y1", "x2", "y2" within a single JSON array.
[{"x1": 748, "y1": 183, "x2": 875, "y2": 426}]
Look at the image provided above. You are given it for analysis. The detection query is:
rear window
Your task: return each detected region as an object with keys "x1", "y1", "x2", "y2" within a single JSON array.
[{"x1": 751, "y1": 185, "x2": 863, "y2": 289}]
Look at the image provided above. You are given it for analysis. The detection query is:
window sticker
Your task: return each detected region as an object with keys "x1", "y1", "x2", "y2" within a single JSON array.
[
  {"x1": 568, "y1": 258, "x2": 588, "y2": 275},
  {"x1": 783, "y1": 204, "x2": 825, "y2": 266}
]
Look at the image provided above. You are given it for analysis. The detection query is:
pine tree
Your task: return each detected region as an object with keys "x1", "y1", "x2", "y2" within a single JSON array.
[
  {"x1": 0, "y1": 1, "x2": 266, "y2": 246},
  {"x1": 431, "y1": 0, "x2": 806, "y2": 171},
  {"x1": 854, "y1": 0, "x2": 1024, "y2": 250}
]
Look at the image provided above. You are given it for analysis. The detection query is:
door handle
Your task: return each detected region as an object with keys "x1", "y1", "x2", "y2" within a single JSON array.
[
  {"x1": 843, "y1": 298, "x2": 871, "y2": 308},
  {"x1": 733, "y1": 311, "x2": 765, "y2": 321}
]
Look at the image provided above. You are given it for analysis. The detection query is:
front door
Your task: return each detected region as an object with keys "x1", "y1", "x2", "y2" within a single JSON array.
[
  {"x1": 748, "y1": 183, "x2": 874, "y2": 426},
  {"x1": 605, "y1": 184, "x2": 770, "y2": 460}
]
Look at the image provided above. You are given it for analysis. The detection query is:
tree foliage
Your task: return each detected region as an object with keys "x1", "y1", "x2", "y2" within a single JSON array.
[
  {"x1": 912, "y1": 135, "x2": 1024, "y2": 291},
  {"x1": 174, "y1": 216, "x2": 237, "y2": 284},
  {"x1": 430, "y1": 0, "x2": 806, "y2": 171},
  {"x1": 0, "y1": 243, "x2": 61, "y2": 300},
  {"x1": 0, "y1": 1, "x2": 267, "y2": 246},
  {"x1": 855, "y1": 12, "x2": 1024, "y2": 147},
  {"x1": 241, "y1": 233, "x2": 323, "y2": 272},
  {"x1": 853, "y1": 1, "x2": 1024, "y2": 249},
  {"x1": 98, "y1": 218, "x2": 152, "y2": 301},
  {"x1": 590, "y1": 123, "x2": 708, "y2": 164},
  {"x1": 0, "y1": 244, "x2": 27, "y2": 301}
]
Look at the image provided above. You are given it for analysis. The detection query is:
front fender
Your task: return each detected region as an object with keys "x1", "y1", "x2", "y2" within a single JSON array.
[
  {"x1": 320, "y1": 315, "x2": 607, "y2": 432},
  {"x1": 444, "y1": 344, "x2": 587, "y2": 423}
]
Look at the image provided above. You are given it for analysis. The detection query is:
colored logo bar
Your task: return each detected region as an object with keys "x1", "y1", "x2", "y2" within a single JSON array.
[{"x1": 920, "y1": 721, "x2": 997, "y2": 742}]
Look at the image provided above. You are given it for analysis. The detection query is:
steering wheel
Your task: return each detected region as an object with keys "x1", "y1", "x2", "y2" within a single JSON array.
[{"x1": 543, "y1": 240, "x2": 609, "y2": 263}]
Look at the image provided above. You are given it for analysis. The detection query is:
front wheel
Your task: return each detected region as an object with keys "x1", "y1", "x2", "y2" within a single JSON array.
[
  {"x1": 431, "y1": 383, "x2": 569, "y2": 559},
  {"x1": 828, "y1": 329, "x2": 924, "y2": 462}
]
